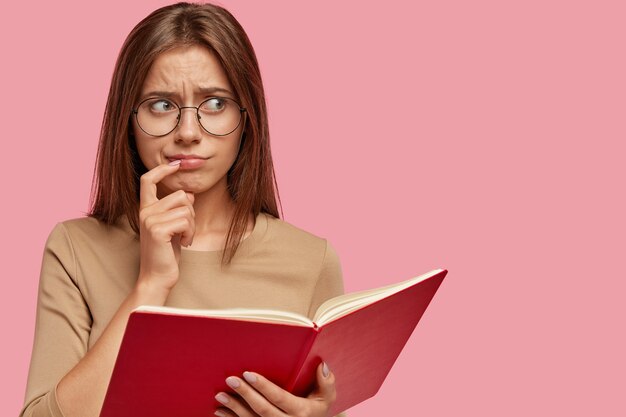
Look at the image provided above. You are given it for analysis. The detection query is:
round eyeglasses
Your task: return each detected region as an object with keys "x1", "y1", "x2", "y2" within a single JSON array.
[{"x1": 132, "y1": 96, "x2": 247, "y2": 137}]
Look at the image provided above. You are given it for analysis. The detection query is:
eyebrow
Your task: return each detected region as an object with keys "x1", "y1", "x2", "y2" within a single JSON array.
[{"x1": 140, "y1": 86, "x2": 235, "y2": 100}]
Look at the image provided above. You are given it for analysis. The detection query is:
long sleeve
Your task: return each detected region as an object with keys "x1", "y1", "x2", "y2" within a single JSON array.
[{"x1": 20, "y1": 223, "x2": 93, "y2": 417}]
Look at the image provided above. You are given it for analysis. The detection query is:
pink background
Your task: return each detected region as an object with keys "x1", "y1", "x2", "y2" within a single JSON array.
[{"x1": 2, "y1": 1, "x2": 624, "y2": 416}]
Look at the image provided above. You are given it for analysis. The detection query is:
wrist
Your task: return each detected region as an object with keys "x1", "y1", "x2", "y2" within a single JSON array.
[{"x1": 132, "y1": 279, "x2": 171, "y2": 306}]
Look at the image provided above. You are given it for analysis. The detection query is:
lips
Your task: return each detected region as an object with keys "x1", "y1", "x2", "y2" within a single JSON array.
[
  {"x1": 167, "y1": 154, "x2": 208, "y2": 161},
  {"x1": 166, "y1": 154, "x2": 209, "y2": 170}
]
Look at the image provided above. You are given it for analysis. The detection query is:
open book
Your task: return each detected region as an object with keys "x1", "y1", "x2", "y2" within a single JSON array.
[{"x1": 99, "y1": 268, "x2": 447, "y2": 417}]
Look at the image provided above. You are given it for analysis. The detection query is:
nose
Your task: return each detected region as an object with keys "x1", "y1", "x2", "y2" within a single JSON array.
[{"x1": 174, "y1": 107, "x2": 202, "y2": 143}]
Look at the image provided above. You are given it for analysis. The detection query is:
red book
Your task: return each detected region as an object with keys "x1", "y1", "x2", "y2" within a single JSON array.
[{"x1": 99, "y1": 268, "x2": 447, "y2": 417}]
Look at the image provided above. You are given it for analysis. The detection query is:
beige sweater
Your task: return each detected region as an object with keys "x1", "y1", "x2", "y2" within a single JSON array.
[{"x1": 20, "y1": 211, "x2": 348, "y2": 417}]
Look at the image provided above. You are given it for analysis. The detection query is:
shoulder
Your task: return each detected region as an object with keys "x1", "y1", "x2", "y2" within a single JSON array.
[
  {"x1": 263, "y1": 213, "x2": 326, "y2": 248},
  {"x1": 61, "y1": 214, "x2": 132, "y2": 233},
  {"x1": 46, "y1": 215, "x2": 136, "y2": 252},
  {"x1": 260, "y1": 213, "x2": 340, "y2": 266}
]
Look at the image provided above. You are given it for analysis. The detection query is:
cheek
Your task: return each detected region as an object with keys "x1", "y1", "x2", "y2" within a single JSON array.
[
  {"x1": 223, "y1": 136, "x2": 242, "y2": 168},
  {"x1": 227, "y1": 126, "x2": 244, "y2": 159},
  {"x1": 134, "y1": 138, "x2": 163, "y2": 169},
  {"x1": 132, "y1": 120, "x2": 155, "y2": 167}
]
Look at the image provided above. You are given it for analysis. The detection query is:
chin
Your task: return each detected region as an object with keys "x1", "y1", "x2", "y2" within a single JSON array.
[{"x1": 158, "y1": 177, "x2": 212, "y2": 195}]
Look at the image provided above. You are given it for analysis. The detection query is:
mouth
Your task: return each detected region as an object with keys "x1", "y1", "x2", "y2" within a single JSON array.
[{"x1": 166, "y1": 154, "x2": 209, "y2": 170}]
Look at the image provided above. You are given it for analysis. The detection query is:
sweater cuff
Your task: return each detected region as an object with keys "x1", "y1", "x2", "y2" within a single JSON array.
[{"x1": 46, "y1": 382, "x2": 67, "y2": 417}]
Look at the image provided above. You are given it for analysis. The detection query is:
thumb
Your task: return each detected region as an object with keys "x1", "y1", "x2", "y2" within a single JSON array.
[{"x1": 309, "y1": 361, "x2": 336, "y2": 403}]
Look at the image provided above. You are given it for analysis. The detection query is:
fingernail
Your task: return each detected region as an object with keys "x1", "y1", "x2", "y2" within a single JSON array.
[
  {"x1": 323, "y1": 362, "x2": 330, "y2": 378},
  {"x1": 214, "y1": 411, "x2": 227, "y2": 417},
  {"x1": 225, "y1": 376, "x2": 240, "y2": 389},
  {"x1": 168, "y1": 159, "x2": 181, "y2": 166},
  {"x1": 243, "y1": 371, "x2": 257, "y2": 384},
  {"x1": 215, "y1": 393, "x2": 229, "y2": 404}
]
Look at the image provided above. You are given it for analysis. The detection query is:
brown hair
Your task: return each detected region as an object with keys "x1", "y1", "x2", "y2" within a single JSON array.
[{"x1": 88, "y1": 2, "x2": 282, "y2": 265}]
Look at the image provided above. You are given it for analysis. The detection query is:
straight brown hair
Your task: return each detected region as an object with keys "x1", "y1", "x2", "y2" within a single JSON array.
[{"x1": 88, "y1": 2, "x2": 282, "y2": 265}]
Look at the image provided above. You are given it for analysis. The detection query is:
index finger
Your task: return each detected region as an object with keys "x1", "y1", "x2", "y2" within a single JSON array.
[
  {"x1": 139, "y1": 161, "x2": 181, "y2": 209},
  {"x1": 227, "y1": 371, "x2": 303, "y2": 414}
]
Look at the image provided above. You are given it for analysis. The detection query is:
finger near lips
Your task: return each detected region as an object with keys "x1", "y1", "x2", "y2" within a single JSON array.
[
  {"x1": 151, "y1": 189, "x2": 196, "y2": 215},
  {"x1": 138, "y1": 164, "x2": 196, "y2": 250},
  {"x1": 139, "y1": 162, "x2": 182, "y2": 208}
]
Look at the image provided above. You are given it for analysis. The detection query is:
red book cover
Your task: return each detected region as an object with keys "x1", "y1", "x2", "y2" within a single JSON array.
[
  {"x1": 291, "y1": 269, "x2": 446, "y2": 415},
  {"x1": 99, "y1": 269, "x2": 446, "y2": 417}
]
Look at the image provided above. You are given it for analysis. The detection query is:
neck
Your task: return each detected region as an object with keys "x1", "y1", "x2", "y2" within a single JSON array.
[{"x1": 190, "y1": 178, "x2": 237, "y2": 236}]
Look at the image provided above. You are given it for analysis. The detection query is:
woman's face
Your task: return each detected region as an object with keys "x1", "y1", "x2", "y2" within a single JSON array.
[{"x1": 131, "y1": 44, "x2": 244, "y2": 198}]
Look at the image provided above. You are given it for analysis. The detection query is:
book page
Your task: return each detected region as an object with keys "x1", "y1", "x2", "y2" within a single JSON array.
[
  {"x1": 133, "y1": 305, "x2": 315, "y2": 327},
  {"x1": 313, "y1": 268, "x2": 445, "y2": 325}
]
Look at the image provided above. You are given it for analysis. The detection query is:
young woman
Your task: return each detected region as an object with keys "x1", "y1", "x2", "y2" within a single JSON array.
[{"x1": 20, "y1": 3, "x2": 346, "y2": 417}]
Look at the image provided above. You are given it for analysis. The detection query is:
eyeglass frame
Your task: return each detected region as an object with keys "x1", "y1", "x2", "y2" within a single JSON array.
[{"x1": 131, "y1": 96, "x2": 247, "y2": 137}]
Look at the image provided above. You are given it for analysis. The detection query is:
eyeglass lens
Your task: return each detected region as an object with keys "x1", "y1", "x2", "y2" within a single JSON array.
[{"x1": 135, "y1": 97, "x2": 243, "y2": 136}]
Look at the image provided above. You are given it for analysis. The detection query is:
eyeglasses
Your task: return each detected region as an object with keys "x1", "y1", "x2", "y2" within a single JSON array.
[{"x1": 132, "y1": 96, "x2": 247, "y2": 137}]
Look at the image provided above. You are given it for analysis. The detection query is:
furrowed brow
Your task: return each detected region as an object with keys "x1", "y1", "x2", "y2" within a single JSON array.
[{"x1": 140, "y1": 86, "x2": 234, "y2": 100}]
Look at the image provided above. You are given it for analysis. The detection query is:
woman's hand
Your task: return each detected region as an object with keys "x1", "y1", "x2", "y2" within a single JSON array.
[
  {"x1": 214, "y1": 361, "x2": 337, "y2": 417},
  {"x1": 136, "y1": 161, "x2": 195, "y2": 292}
]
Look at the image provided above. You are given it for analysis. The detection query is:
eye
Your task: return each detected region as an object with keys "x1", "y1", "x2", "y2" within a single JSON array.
[
  {"x1": 149, "y1": 99, "x2": 177, "y2": 113},
  {"x1": 200, "y1": 97, "x2": 227, "y2": 113}
]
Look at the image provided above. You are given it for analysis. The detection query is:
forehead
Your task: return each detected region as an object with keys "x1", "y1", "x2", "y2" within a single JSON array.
[{"x1": 140, "y1": 44, "x2": 233, "y2": 96}]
